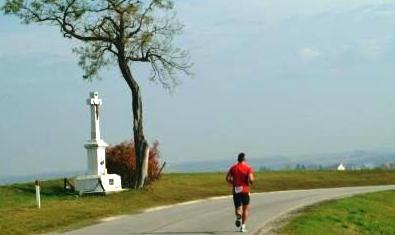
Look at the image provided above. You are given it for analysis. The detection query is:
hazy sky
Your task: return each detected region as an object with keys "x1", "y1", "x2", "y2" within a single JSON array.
[{"x1": 1, "y1": 0, "x2": 395, "y2": 176}]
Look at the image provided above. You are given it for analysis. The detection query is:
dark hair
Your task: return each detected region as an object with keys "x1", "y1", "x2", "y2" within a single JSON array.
[{"x1": 237, "y1": 152, "x2": 246, "y2": 162}]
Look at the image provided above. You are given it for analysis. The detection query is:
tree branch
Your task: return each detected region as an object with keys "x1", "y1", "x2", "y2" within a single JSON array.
[
  {"x1": 127, "y1": 0, "x2": 155, "y2": 37},
  {"x1": 60, "y1": 0, "x2": 115, "y2": 43}
]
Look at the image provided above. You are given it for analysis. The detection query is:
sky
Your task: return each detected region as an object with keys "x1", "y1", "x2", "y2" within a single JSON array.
[{"x1": 1, "y1": 0, "x2": 395, "y2": 176}]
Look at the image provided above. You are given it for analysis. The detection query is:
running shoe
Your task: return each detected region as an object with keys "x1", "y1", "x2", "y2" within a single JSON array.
[
  {"x1": 235, "y1": 214, "x2": 242, "y2": 227},
  {"x1": 240, "y1": 224, "x2": 248, "y2": 233}
]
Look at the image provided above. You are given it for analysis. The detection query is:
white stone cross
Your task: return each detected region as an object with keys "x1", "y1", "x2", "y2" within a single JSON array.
[
  {"x1": 87, "y1": 92, "x2": 102, "y2": 140},
  {"x1": 76, "y1": 92, "x2": 123, "y2": 194}
]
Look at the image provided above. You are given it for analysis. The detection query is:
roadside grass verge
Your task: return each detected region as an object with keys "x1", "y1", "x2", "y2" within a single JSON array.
[
  {"x1": 1, "y1": 170, "x2": 394, "y2": 234},
  {"x1": 279, "y1": 190, "x2": 395, "y2": 235}
]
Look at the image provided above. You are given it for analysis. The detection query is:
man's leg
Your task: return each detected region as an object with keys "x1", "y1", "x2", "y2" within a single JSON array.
[
  {"x1": 241, "y1": 204, "x2": 249, "y2": 224},
  {"x1": 240, "y1": 193, "x2": 250, "y2": 232},
  {"x1": 235, "y1": 207, "x2": 242, "y2": 217},
  {"x1": 233, "y1": 193, "x2": 242, "y2": 227}
]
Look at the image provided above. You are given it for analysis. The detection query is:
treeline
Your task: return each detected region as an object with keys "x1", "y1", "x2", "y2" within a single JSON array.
[{"x1": 259, "y1": 162, "x2": 395, "y2": 171}]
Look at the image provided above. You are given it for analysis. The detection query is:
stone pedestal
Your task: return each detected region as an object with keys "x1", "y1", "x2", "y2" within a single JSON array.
[
  {"x1": 75, "y1": 174, "x2": 122, "y2": 195},
  {"x1": 85, "y1": 140, "x2": 108, "y2": 176},
  {"x1": 75, "y1": 92, "x2": 123, "y2": 195}
]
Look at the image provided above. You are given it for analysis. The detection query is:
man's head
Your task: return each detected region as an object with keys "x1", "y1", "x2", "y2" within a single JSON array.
[{"x1": 237, "y1": 152, "x2": 246, "y2": 163}]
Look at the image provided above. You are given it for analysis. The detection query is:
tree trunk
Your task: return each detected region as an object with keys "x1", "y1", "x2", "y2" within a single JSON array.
[{"x1": 117, "y1": 54, "x2": 149, "y2": 189}]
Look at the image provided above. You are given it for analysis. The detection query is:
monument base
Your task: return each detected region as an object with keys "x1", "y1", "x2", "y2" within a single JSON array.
[{"x1": 75, "y1": 174, "x2": 123, "y2": 195}]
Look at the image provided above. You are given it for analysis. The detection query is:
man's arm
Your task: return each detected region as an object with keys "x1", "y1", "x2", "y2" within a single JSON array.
[
  {"x1": 226, "y1": 170, "x2": 233, "y2": 184},
  {"x1": 248, "y1": 172, "x2": 254, "y2": 185}
]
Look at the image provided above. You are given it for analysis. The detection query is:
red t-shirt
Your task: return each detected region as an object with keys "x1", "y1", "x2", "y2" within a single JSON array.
[{"x1": 228, "y1": 162, "x2": 253, "y2": 193}]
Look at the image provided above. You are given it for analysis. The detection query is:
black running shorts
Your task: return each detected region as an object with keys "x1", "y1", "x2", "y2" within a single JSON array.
[{"x1": 233, "y1": 192, "x2": 250, "y2": 208}]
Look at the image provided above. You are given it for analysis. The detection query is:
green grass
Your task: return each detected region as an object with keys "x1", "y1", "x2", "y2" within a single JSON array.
[
  {"x1": 280, "y1": 190, "x2": 395, "y2": 235},
  {"x1": 1, "y1": 170, "x2": 395, "y2": 235}
]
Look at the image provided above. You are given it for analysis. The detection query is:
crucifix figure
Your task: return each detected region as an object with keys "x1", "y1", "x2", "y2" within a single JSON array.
[
  {"x1": 87, "y1": 92, "x2": 102, "y2": 140},
  {"x1": 94, "y1": 103, "x2": 100, "y2": 120}
]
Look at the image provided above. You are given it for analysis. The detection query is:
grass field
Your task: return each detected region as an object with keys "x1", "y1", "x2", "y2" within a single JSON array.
[
  {"x1": 1, "y1": 170, "x2": 395, "y2": 235},
  {"x1": 280, "y1": 190, "x2": 395, "y2": 235}
]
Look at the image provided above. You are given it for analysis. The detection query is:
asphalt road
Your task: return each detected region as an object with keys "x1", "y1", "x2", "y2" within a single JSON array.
[{"x1": 61, "y1": 185, "x2": 395, "y2": 235}]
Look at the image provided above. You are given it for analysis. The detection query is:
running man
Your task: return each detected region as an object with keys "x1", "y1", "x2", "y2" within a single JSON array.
[{"x1": 226, "y1": 152, "x2": 254, "y2": 233}]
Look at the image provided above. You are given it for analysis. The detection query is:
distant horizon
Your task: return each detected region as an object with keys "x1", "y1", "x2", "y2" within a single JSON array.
[{"x1": 1, "y1": 146, "x2": 394, "y2": 183}]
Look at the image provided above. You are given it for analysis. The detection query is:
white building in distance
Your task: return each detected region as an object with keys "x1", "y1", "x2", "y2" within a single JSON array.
[{"x1": 337, "y1": 163, "x2": 346, "y2": 171}]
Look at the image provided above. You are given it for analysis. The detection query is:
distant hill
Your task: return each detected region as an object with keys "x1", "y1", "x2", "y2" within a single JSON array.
[
  {"x1": 169, "y1": 149, "x2": 395, "y2": 172},
  {"x1": 2, "y1": 149, "x2": 394, "y2": 185},
  {"x1": 0, "y1": 170, "x2": 83, "y2": 186}
]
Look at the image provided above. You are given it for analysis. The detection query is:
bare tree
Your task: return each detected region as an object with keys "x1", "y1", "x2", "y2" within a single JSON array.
[{"x1": 2, "y1": 0, "x2": 192, "y2": 188}]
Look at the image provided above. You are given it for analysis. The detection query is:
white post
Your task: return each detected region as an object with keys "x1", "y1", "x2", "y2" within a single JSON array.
[{"x1": 35, "y1": 180, "x2": 41, "y2": 209}]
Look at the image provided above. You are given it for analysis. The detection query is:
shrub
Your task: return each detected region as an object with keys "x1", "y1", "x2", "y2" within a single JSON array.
[
  {"x1": 106, "y1": 140, "x2": 162, "y2": 188},
  {"x1": 147, "y1": 140, "x2": 161, "y2": 183}
]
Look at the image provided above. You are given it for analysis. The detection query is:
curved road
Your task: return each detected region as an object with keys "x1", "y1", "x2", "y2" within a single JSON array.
[{"x1": 62, "y1": 185, "x2": 395, "y2": 235}]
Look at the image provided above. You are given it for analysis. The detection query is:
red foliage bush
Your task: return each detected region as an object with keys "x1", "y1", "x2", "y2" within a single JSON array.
[
  {"x1": 147, "y1": 141, "x2": 161, "y2": 182},
  {"x1": 106, "y1": 140, "x2": 161, "y2": 188}
]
